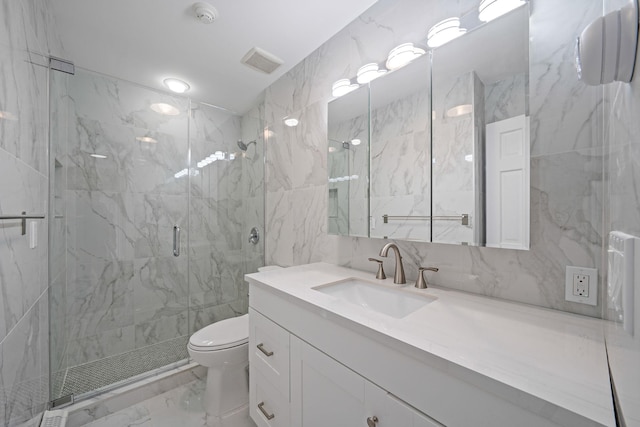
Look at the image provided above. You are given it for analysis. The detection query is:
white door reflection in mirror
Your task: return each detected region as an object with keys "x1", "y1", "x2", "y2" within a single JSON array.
[{"x1": 486, "y1": 115, "x2": 530, "y2": 249}]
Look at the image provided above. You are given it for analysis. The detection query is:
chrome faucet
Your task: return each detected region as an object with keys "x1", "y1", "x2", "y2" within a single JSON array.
[{"x1": 379, "y1": 243, "x2": 405, "y2": 284}]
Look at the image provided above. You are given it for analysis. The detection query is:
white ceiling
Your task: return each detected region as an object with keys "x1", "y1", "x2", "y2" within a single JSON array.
[{"x1": 50, "y1": 0, "x2": 378, "y2": 114}]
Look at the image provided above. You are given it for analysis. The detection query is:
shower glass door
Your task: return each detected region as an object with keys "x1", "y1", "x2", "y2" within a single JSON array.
[{"x1": 49, "y1": 68, "x2": 191, "y2": 401}]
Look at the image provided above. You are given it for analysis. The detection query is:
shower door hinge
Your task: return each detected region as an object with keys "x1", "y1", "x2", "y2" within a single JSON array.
[
  {"x1": 49, "y1": 393, "x2": 74, "y2": 409},
  {"x1": 49, "y1": 57, "x2": 75, "y2": 75}
]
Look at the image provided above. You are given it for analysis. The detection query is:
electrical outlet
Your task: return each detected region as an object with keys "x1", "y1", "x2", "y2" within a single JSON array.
[
  {"x1": 573, "y1": 274, "x2": 588, "y2": 297},
  {"x1": 565, "y1": 266, "x2": 597, "y2": 306}
]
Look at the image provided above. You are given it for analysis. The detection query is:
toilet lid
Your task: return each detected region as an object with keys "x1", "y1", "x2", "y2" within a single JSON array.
[{"x1": 189, "y1": 314, "x2": 248, "y2": 351}]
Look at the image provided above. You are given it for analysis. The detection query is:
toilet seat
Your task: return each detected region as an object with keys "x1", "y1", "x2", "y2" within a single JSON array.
[{"x1": 188, "y1": 314, "x2": 248, "y2": 352}]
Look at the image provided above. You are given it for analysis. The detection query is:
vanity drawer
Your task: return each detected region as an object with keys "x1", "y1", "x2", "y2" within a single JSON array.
[
  {"x1": 251, "y1": 370, "x2": 290, "y2": 427},
  {"x1": 249, "y1": 308, "x2": 290, "y2": 397}
]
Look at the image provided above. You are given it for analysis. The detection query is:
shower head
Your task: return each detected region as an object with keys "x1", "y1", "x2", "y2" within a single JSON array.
[{"x1": 237, "y1": 139, "x2": 257, "y2": 151}]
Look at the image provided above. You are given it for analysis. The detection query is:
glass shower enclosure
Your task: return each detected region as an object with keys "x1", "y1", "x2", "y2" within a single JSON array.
[{"x1": 48, "y1": 67, "x2": 264, "y2": 403}]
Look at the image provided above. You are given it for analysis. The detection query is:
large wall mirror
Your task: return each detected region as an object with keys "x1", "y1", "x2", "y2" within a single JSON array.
[{"x1": 327, "y1": 3, "x2": 530, "y2": 250}]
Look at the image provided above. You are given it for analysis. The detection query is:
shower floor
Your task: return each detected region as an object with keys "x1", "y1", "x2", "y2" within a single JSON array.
[{"x1": 52, "y1": 336, "x2": 189, "y2": 399}]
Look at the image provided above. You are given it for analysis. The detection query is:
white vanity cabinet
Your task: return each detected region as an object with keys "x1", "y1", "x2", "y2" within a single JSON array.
[
  {"x1": 290, "y1": 335, "x2": 442, "y2": 427},
  {"x1": 246, "y1": 263, "x2": 616, "y2": 427},
  {"x1": 249, "y1": 308, "x2": 442, "y2": 427}
]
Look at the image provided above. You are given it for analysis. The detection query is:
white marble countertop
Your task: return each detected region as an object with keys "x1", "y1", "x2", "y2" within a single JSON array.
[{"x1": 246, "y1": 262, "x2": 615, "y2": 427}]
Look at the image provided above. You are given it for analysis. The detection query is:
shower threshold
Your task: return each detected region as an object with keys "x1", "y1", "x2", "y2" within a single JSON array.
[{"x1": 52, "y1": 335, "x2": 189, "y2": 403}]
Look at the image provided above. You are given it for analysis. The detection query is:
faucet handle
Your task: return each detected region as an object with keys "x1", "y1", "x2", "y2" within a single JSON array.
[
  {"x1": 415, "y1": 266, "x2": 439, "y2": 289},
  {"x1": 368, "y1": 258, "x2": 386, "y2": 280}
]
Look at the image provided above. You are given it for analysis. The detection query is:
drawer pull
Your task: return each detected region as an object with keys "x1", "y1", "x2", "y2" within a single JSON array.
[
  {"x1": 257, "y1": 343, "x2": 274, "y2": 357},
  {"x1": 367, "y1": 416, "x2": 379, "y2": 427},
  {"x1": 258, "y1": 401, "x2": 275, "y2": 420}
]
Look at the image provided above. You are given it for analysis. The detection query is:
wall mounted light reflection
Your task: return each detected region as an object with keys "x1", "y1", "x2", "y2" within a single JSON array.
[
  {"x1": 332, "y1": 79, "x2": 360, "y2": 97},
  {"x1": 386, "y1": 43, "x2": 426, "y2": 70},
  {"x1": 328, "y1": 147, "x2": 337, "y2": 153},
  {"x1": 427, "y1": 17, "x2": 467, "y2": 48},
  {"x1": 478, "y1": 0, "x2": 526, "y2": 22},
  {"x1": 356, "y1": 63, "x2": 387, "y2": 84},
  {"x1": 283, "y1": 117, "x2": 299, "y2": 127},
  {"x1": 90, "y1": 154, "x2": 107, "y2": 159},
  {"x1": 351, "y1": 139, "x2": 362, "y2": 146},
  {"x1": 136, "y1": 136, "x2": 158, "y2": 143},
  {"x1": 446, "y1": 104, "x2": 473, "y2": 117},
  {"x1": 150, "y1": 102, "x2": 180, "y2": 116},
  {"x1": 0, "y1": 110, "x2": 18, "y2": 121}
]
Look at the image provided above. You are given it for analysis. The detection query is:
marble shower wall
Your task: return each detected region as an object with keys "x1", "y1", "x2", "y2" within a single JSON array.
[
  {"x1": 263, "y1": 0, "x2": 606, "y2": 317},
  {"x1": 188, "y1": 103, "x2": 250, "y2": 332},
  {"x1": 0, "y1": 0, "x2": 62, "y2": 425},
  {"x1": 51, "y1": 69, "x2": 256, "y2": 375}
]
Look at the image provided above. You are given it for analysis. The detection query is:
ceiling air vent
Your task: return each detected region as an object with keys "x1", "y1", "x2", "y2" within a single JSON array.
[{"x1": 241, "y1": 47, "x2": 283, "y2": 74}]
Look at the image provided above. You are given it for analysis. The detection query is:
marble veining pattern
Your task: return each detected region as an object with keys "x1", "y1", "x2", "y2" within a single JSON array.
[{"x1": 0, "y1": 0, "x2": 63, "y2": 424}]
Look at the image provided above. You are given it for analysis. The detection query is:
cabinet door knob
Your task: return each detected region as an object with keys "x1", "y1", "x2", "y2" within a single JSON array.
[
  {"x1": 257, "y1": 343, "x2": 274, "y2": 357},
  {"x1": 367, "y1": 415, "x2": 379, "y2": 426},
  {"x1": 258, "y1": 401, "x2": 275, "y2": 420}
]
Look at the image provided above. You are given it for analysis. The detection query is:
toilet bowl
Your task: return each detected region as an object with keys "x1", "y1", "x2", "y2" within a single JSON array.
[{"x1": 188, "y1": 314, "x2": 249, "y2": 418}]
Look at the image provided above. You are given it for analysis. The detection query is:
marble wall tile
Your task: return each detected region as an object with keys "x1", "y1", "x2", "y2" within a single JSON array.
[
  {"x1": 0, "y1": 293, "x2": 48, "y2": 426},
  {"x1": 0, "y1": 150, "x2": 47, "y2": 342},
  {"x1": 263, "y1": 0, "x2": 607, "y2": 317},
  {"x1": 66, "y1": 326, "x2": 136, "y2": 367},
  {"x1": 0, "y1": 0, "x2": 63, "y2": 421},
  {"x1": 485, "y1": 73, "x2": 527, "y2": 124}
]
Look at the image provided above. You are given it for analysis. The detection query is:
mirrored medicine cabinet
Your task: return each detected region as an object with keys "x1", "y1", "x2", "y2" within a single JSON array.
[{"x1": 328, "y1": 3, "x2": 529, "y2": 250}]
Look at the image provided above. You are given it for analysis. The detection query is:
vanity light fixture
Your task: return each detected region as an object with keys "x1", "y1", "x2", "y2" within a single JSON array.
[
  {"x1": 136, "y1": 136, "x2": 158, "y2": 143},
  {"x1": 446, "y1": 104, "x2": 473, "y2": 117},
  {"x1": 478, "y1": 0, "x2": 526, "y2": 23},
  {"x1": 351, "y1": 139, "x2": 362, "y2": 146},
  {"x1": 150, "y1": 102, "x2": 180, "y2": 116},
  {"x1": 332, "y1": 79, "x2": 360, "y2": 97},
  {"x1": 163, "y1": 78, "x2": 191, "y2": 94},
  {"x1": 283, "y1": 117, "x2": 299, "y2": 127},
  {"x1": 427, "y1": 17, "x2": 467, "y2": 48},
  {"x1": 386, "y1": 43, "x2": 426, "y2": 70},
  {"x1": 356, "y1": 63, "x2": 387, "y2": 84}
]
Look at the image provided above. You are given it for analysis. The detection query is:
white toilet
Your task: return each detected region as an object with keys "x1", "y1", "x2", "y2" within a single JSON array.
[{"x1": 188, "y1": 314, "x2": 249, "y2": 419}]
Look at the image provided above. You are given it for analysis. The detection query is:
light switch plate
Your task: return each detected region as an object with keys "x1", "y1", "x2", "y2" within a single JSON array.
[{"x1": 565, "y1": 266, "x2": 598, "y2": 305}]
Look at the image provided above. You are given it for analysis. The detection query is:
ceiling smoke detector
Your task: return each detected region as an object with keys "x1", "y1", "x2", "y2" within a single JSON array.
[{"x1": 192, "y1": 2, "x2": 218, "y2": 24}]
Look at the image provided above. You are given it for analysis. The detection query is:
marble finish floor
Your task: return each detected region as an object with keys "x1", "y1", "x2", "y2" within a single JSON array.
[
  {"x1": 81, "y1": 379, "x2": 256, "y2": 427},
  {"x1": 53, "y1": 336, "x2": 189, "y2": 398}
]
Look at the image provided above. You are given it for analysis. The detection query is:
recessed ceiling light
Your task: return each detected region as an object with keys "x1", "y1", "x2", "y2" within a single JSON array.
[
  {"x1": 90, "y1": 154, "x2": 107, "y2": 159},
  {"x1": 332, "y1": 79, "x2": 360, "y2": 97},
  {"x1": 283, "y1": 117, "x2": 299, "y2": 127},
  {"x1": 163, "y1": 78, "x2": 190, "y2": 94},
  {"x1": 427, "y1": 17, "x2": 467, "y2": 48},
  {"x1": 478, "y1": 0, "x2": 526, "y2": 22},
  {"x1": 136, "y1": 136, "x2": 158, "y2": 143},
  {"x1": 150, "y1": 103, "x2": 180, "y2": 116},
  {"x1": 356, "y1": 63, "x2": 387, "y2": 84},
  {"x1": 386, "y1": 43, "x2": 426, "y2": 70},
  {"x1": 465, "y1": 154, "x2": 474, "y2": 162},
  {"x1": 351, "y1": 139, "x2": 362, "y2": 146},
  {"x1": 446, "y1": 104, "x2": 473, "y2": 117}
]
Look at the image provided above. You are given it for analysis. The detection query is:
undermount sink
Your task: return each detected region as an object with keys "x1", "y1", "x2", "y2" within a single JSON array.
[{"x1": 313, "y1": 278, "x2": 436, "y2": 319}]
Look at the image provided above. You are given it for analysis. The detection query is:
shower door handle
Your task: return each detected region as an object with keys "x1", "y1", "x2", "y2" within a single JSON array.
[{"x1": 173, "y1": 226, "x2": 180, "y2": 257}]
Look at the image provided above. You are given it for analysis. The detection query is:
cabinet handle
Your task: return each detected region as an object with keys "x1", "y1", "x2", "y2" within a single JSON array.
[
  {"x1": 367, "y1": 416, "x2": 379, "y2": 427},
  {"x1": 257, "y1": 343, "x2": 274, "y2": 357},
  {"x1": 258, "y1": 402, "x2": 275, "y2": 420}
]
